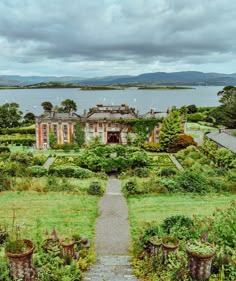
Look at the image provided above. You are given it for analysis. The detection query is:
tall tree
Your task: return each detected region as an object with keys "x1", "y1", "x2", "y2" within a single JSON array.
[
  {"x1": 61, "y1": 99, "x2": 77, "y2": 113},
  {"x1": 41, "y1": 101, "x2": 53, "y2": 111},
  {"x1": 159, "y1": 110, "x2": 182, "y2": 151},
  {"x1": 23, "y1": 112, "x2": 35, "y2": 125},
  {"x1": 217, "y1": 86, "x2": 236, "y2": 128},
  {"x1": 0, "y1": 103, "x2": 22, "y2": 128}
]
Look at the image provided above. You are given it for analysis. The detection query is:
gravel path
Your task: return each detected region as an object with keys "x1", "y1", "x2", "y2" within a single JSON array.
[
  {"x1": 95, "y1": 178, "x2": 130, "y2": 255},
  {"x1": 85, "y1": 178, "x2": 138, "y2": 281}
]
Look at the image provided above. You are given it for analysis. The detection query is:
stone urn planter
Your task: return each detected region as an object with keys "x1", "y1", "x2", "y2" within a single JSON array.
[
  {"x1": 186, "y1": 240, "x2": 216, "y2": 280},
  {"x1": 149, "y1": 236, "x2": 162, "y2": 256},
  {"x1": 162, "y1": 236, "x2": 179, "y2": 262},
  {"x1": 5, "y1": 239, "x2": 35, "y2": 281}
]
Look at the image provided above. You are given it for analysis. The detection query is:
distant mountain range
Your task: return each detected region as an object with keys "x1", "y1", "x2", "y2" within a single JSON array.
[{"x1": 0, "y1": 71, "x2": 236, "y2": 86}]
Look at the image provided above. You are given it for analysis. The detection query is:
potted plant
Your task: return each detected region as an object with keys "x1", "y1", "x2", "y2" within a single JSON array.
[
  {"x1": 149, "y1": 236, "x2": 162, "y2": 256},
  {"x1": 5, "y1": 238, "x2": 35, "y2": 281},
  {"x1": 162, "y1": 235, "x2": 179, "y2": 261},
  {"x1": 186, "y1": 240, "x2": 216, "y2": 280},
  {"x1": 60, "y1": 237, "x2": 76, "y2": 260}
]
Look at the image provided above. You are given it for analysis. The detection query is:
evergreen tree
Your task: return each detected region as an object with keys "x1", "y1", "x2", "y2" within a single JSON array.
[
  {"x1": 159, "y1": 110, "x2": 182, "y2": 151},
  {"x1": 74, "y1": 121, "x2": 85, "y2": 147}
]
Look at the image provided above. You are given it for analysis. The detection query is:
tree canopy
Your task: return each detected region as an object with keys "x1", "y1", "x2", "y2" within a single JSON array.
[
  {"x1": 61, "y1": 99, "x2": 77, "y2": 113},
  {"x1": 41, "y1": 101, "x2": 53, "y2": 111},
  {"x1": 159, "y1": 110, "x2": 183, "y2": 151},
  {"x1": 217, "y1": 86, "x2": 236, "y2": 128},
  {"x1": 0, "y1": 102, "x2": 23, "y2": 128}
]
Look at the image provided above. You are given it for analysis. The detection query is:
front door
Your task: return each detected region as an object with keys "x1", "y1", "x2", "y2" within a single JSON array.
[{"x1": 107, "y1": 132, "x2": 120, "y2": 143}]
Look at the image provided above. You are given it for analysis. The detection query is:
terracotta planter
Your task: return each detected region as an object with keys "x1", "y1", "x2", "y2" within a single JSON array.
[
  {"x1": 149, "y1": 236, "x2": 162, "y2": 256},
  {"x1": 5, "y1": 239, "x2": 35, "y2": 281},
  {"x1": 43, "y1": 238, "x2": 60, "y2": 254},
  {"x1": 162, "y1": 237, "x2": 179, "y2": 262},
  {"x1": 60, "y1": 239, "x2": 76, "y2": 259},
  {"x1": 186, "y1": 242, "x2": 215, "y2": 280}
]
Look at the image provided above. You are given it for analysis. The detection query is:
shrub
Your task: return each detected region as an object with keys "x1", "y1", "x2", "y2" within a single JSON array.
[
  {"x1": 175, "y1": 170, "x2": 209, "y2": 193},
  {"x1": 87, "y1": 181, "x2": 104, "y2": 196},
  {"x1": 158, "y1": 167, "x2": 177, "y2": 177},
  {"x1": 49, "y1": 165, "x2": 93, "y2": 178},
  {"x1": 168, "y1": 134, "x2": 196, "y2": 153},
  {"x1": 187, "y1": 112, "x2": 205, "y2": 122},
  {"x1": 161, "y1": 215, "x2": 193, "y2": 234},
  {"x1": 123, "y1": 179, "x2": 139, "y2": 196},
  {"x1": 134, "y1": 167, "x2": 150, "y2": 177},
  {"x1": 33, "y1": 154, "x2": 47, "y2": 166},
  {"x1": 29, "y1": 166, "x2": 48, "y2": 177},
  {"x1": 0, "y1": 146, "x2": 10, "y2": 153},
  {"x1": 9, "y1": 151, "x2": 32, "y2": 165},
  {"x1": 0, "y1": 174, "x2": 11, "y2": 192},
  {"x1": 143, "y1": 142, "x2": 161, "y2": 152}
]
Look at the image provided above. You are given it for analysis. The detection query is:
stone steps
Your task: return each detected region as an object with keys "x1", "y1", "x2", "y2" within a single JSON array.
[{"x1": 84, "y1": 255, "x2": 138, "y2": 281}]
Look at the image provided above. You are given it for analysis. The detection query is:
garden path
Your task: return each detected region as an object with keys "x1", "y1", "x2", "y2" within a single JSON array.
[
  {"x1": 84, "y1": 178, "x2": 138, "y2": 281},
  {"x1": 43, "y1": 157, "x2": 55, "y2": 169}
]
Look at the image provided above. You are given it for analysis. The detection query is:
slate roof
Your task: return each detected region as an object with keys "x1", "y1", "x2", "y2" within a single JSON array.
[
  {"x1": 86, "y1": 104, "x2": 138, "y2": 120},
  {"x1": 206, "y1": 131, "x2": 236, "y2": 153}
]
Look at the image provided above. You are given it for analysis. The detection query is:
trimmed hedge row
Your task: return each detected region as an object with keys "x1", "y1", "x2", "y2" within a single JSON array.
[
  {"x1": 49, "y1": 165, "x2": 93, "y2": 178},
  {"x1": 0, "y1": 127, "x2": 35, "y2": 135},
  {"x1": 0, "y1": 138, "x2": 35, "y2": 146}
]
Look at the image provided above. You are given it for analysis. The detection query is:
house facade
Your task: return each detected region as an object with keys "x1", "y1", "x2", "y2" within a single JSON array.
[{"x1": 35, "y1": 104, "x2": 168, "y2": 148}]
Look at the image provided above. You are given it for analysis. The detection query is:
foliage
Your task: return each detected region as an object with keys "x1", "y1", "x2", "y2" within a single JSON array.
[
  {"x1": 87, "y1": 181, "x2": 104, "y2": 196},
  {"x1": 159, "y1": 110, "x2": 183, "y2": 151},
  {"x1": 161, "y1": 215, "x2": 193, "y2": 235},
  {"x1": 143, "y1": 142, "x2": 161, "y2": 152},
  {"x1": 49, "y1": 131, "x2": 57, "y2": 148},
  {"x1": 29, "y1": 166, "x2": 48, "y2": 177},
  {"x1": 187, "y1": 112, "x2": 205, "y2": 122},
  {"x1": 0, "y1": 146, "x2": 10, "y2": 153},
  {"x1": 60, "y1": 99, "x2": 77, "y2": 113},
  {"x1": 49, "y1": 165, "x2": 93, "y2": 178},
  {"x1": 0, "y1": 102, "x2": 22, "y2": 128},
  {"x1": 158, "y1": 167, "x2": 177, "y2": 177},
  {"x1": 74, "y1": 121, "x2": 85, "y2": 147},
  {"x1": 134, "y1": 167, "x2": 150, "y2": 178},
  {"x1": 175, "y1": 170, "x2": 209, "y2": 193},
  {"x1": 9, "y1": 151, "x2": 32, "y2": 165},
  {"x1": 0, "y1": 126, "x2": 35, "y2": 135},
  {"x1": 168, "y1": 134, "x2": 196, "y2": 153},
  {"x1": 41, "y1": 101, "x2": 53, "y2": 111},
  {"x1": 217, "y1": 86, "x2": 236, "y2": 128},
  {"x1": 123, "y1": 179, "x2": 140, "y2": 196},
  {"x1": 131, "y1": 201, "x2": 236, "y2": 281}
]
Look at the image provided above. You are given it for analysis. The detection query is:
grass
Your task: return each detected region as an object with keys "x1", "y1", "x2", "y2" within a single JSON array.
[
  {"x1": 127, "y1": 193, "x2": 236, "y2": 240},
  {"x1": 0, "y1": 191, "x2": 99, "y2": 241},
  {"x1": 186, "y1": 122, "x2": 218, "y2": 132}
]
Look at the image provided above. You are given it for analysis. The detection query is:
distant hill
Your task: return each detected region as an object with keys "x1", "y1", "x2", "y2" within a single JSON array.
[{"x1": 0, "y1": 71, "x2": 236, "y2": 86}]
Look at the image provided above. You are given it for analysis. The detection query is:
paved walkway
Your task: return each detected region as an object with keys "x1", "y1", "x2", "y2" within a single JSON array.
[
  {"x1": 43, "y1": 157, "x2": 55, "y2": 169},
  {"x1": 85, "y1": 178, "x2": 138, "y2": 281}
]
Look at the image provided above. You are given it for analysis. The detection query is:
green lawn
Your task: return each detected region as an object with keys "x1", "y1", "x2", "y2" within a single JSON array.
[
  {"x1": 0, "y1": 192, "x2": 99, "y2": 241},
  {"x1": 127, "y1": 193, "x2": 236, "y2": 240}
]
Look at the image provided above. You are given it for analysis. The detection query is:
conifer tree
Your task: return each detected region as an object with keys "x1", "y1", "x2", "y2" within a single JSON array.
[{"x1": 159, "y1": 110, "x2": 182, "y2": 151}]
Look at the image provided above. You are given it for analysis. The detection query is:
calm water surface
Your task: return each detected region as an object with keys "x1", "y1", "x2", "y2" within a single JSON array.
[{"x1": 0, "y1": 86, "x2": 222, "y2": 115}]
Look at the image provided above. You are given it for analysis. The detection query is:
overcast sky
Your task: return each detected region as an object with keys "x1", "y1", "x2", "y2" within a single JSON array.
[{"x1": 0, "y1": 0, "x2": 235, "y2": 77}]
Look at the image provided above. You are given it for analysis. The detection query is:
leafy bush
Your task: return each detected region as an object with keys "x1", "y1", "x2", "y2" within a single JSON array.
[
  {"x1": 49, "y1": 165, "x2": 93, "y2": 178},
  {"x1": 0, "y1": 146, "x2": 10, "y2": 153},
  {"x1": 134, "y1": 167, "x2": 150, "y2": 177},
  {"x1": 9, "y1": 151, "x2": 33, "y2": 165},
  {"x1": 123, "y1": 179, "x2": 139, "y2": 196},
  {"x1": 175, "y1": 170, "x2": 209, "y2": 193},
  {"x1": 161, "y1": 215, "x2": 193, "y2": 234},
  {"x1": 0, "y1": 174, "x2": 11, "y2": 192},
  {"x1": 168, "y1": 134, "x2": 196, "y2": 153},
  {"x1": 87, "y1": 181, "x2": 104, "y2": 196},
  {"x1": 33, "y1": 154, "x2": 47, "y2": 166},
  {"x1": 143, "y1": 142, "x2": 161, "y2": 152},
  {"x1": 29, "y1": 166, "x2": 48, "y2": 177},
  {"x1": 158, "y1": 167, "x2": 177, "y2": 177}
]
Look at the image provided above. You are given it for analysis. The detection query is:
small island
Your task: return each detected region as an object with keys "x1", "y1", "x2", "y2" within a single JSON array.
[
  {"x1": 138, "y1": 85, "x2": 194, "y2": 90},
  {"x1": 79, "y1": 85, "x2": 125, "y2": 90}
]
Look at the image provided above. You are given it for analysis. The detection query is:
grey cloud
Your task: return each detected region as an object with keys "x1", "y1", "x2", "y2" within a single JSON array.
[{"x1": 0, "y1": 0, "x2": 235, "y2": 74}]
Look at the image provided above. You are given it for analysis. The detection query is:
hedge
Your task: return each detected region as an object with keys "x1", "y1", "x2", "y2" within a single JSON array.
[{"x1": 49, "y1": 165, "x2": 93, "y2": 178}]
